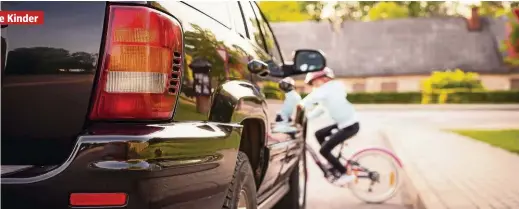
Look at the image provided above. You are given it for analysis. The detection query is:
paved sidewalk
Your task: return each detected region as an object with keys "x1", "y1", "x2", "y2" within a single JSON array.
[
  {"x1": 305, "y1": 117, "x2": 408, "y2": 209},
  {"x1": 383, "y1": 125, "x2": 519, "y2": 209},
  {"x1": 354, "y1": 104, "x2": 519, "y2": 111},
  {"x1": 267, "y1": 100, "x2": 412, "y2": 208}
]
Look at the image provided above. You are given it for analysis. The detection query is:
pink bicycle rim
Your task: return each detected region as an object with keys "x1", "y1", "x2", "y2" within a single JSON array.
[{"x1": 345, "y1": 147, "x2": 403, "y2": 168}]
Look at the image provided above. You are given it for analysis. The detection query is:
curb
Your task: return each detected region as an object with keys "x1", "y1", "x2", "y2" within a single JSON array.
[
  {"x1": 355, "y1": 104, "x2": 519, "y2": 111},
  {"x1": 379, "y1": 130, "x2": 447, "y2": 209},
  {"x1": 377, "y1": 131, "x2": 425, "y2": 209},
  {"x1": 266, "y1": 100, "x2": 519, "y2": 111}
]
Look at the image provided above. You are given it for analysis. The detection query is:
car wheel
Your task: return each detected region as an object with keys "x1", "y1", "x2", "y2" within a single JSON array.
[
  {"x1": 273, "y1": 147, "x2": 307, "y2": 209},
  {"x1": 223, "y1": 151, "x2": 258, "y2": 209}
]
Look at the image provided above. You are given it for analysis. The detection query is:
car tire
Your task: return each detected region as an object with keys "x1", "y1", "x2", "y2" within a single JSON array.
[
  {"x1": 222, "y1": 151, "x2": 258, "y2": 209},
  {"x1": 273, "y1": 147, "x2": 307, "y2": 209}
]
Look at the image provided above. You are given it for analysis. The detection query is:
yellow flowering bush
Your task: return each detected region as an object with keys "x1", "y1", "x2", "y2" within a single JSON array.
[{"x1": 421, "y1": 69, "x2": 485, "y2": 104}]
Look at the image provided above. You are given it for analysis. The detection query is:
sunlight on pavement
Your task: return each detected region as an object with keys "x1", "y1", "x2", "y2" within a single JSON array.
[{"x1": 305, "y1": 115, "x2": 406, "y2": 209}]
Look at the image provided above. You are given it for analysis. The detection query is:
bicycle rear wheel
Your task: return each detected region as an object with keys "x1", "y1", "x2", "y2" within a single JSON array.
[{"x1": 346, "y1": 148, "x2": 402, "y2": 204}]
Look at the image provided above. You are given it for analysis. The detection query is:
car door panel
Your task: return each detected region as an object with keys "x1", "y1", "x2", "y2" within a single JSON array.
[
  {"x1": 235, "y1": 1, "x2": 291, "y2": 197},
  {"x1": 248, "y1": 1, "x2": 305, "y2": 185}
]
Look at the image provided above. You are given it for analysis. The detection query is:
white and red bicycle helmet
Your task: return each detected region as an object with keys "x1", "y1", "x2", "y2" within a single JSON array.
[
  {"x1": 304, "y1": 67, "x2": 335, "y2": 85},
  {"x1": 278, "y1": 77, "x2": 295, "y2": 92}
]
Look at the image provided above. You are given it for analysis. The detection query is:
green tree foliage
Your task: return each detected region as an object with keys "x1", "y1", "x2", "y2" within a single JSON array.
[
  {"x1": 498, "y1": 8, "x2": 519, "y2": 66},
  {"x1": 477, "y1": 1, "x2": 519, "y2": 18},
  {"x1": 258, "y1": 1, "x2": 312, "y2": 22},
  {"x1": 366, "y1": 2, "x2": 409, "y2": 21},
  {"x1": 508, "y1": 9, "x2": 519, "y2": 51},
  {"x1": 300, "y1": 1, "x2": 325, "y2": 21},
  {"x1": 261, "y1": 1, "x2": 518, "y2": 23},
  {"x1": 301, "y1": 1, "x2": 451, "y2": 22},
  {"x1": 304, "y1": 1, "x2": 376, "y2": 22},
  {"x1": 480, "y1": 2, "x2": 506, "y2": 17},
  {"x1": 262, "y1": 81, "x2": 284, "y2": 100},
  {"x1": 5, "y1": 47, "x2": 97, "y2": 74},
  {"x1": 185, "y1": 25, "x2": 243, "y2": 70}
]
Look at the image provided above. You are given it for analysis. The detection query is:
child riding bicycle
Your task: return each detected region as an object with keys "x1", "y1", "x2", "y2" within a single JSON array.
[
  {"x1": 298, "y1": 67, "x2": 360, "y2": 186},
  {"x1": 273, "y1": 77, "x2": 301, "y2": 133}
]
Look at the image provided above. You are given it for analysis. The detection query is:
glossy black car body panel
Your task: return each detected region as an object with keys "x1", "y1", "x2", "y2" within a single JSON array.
[
  {"x1": 1, "y1": 1, "x2": 106, "y2": 165},
  {"x1": 161, "y1": 1, "x2": 266, "y2": 124},
  {"x1": 2, "y1": 122, "x2": 242, "y2": 209},
  {"x1": 152, "y1": 2, "x2": 296, "y2": 200},
  {"x1": 1, "y1": 1, "x2": 305, "y2": 209}
]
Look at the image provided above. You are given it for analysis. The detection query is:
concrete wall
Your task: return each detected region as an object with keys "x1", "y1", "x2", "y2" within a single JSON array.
[{"x1": 271, "y1": 17, "x2": 509, "y2": 78}]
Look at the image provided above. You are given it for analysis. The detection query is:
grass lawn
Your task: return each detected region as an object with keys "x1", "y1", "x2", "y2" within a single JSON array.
[
  {"x1": 452, "y1": 129, "x2": 519, "y2": 154},
  {"x1": 174, "y1": 98, "x2": 207, "y2": 121}
]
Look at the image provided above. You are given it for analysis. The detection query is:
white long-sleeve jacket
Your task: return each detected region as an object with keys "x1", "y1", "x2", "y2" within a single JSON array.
[
  {"x1": 300, "y1": 80, "x2": 358, "y2": 129},
  {"x1": 278, "y1": 90, "x2": 301, "y2": 122},
  {"x1": 278, "y1": 90, "x2": 302, "y2": 122}
]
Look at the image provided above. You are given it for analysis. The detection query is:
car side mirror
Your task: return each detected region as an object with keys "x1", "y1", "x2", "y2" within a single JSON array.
[
  {"x1": 279, "y1": 49, "x2": 326, "y2": 77},
  {"x1": 247, "y1": 59, "x2": 270, "y2": 78},
  {"x1": 293, "y1": 49, "x2": 326, "y2": 74}
]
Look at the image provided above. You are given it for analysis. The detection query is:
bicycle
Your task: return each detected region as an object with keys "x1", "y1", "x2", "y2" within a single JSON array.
[
  {"x1": 289, "y1": 105, "x2": 403, "y2": 204},
  {"x1": 271, "y1": 120, "x2": 403, "y2": 204},
  {"x1": 305, "y1": 133, "x2": 403, "y2": 204}
]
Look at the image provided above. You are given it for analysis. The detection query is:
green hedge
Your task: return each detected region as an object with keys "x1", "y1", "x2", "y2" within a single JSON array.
[
  {"x1": 300, "y1": 92, "x2": 423, "y2": 104},
  {"x1": 348, "y1": 92, "x2": 423, "y2": 104},
  {"x1": 297, "y1": 91, "x2": 519, "y2": 104},
  {"x1": 440, "y1": 91, "x2": 519, "y2": 104},
  {"x1": 264, "y1": 92, "x2": 283, "y2": 100},
  {"x1": 262, "y1": 81, "x2": 284, "y2": 100}
]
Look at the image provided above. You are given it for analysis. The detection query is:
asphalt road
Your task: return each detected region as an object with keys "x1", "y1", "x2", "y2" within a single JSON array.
[{"x1": 268, "y1": 102, "x2": 519, "y2": 209}]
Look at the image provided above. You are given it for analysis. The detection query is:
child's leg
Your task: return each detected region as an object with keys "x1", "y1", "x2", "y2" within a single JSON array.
[
  {"x1": 275, "y1": 114, "x2": 284, "y2": 122},
  {"x1": 314, "y1": 124, "x2": 338, "y2": 145},
  {"x1": 273, "y1": 114, "x2": 297, "y2": 133},
  {"x1": 319, "y1": 123, "x2": 360, "y2": 174}
]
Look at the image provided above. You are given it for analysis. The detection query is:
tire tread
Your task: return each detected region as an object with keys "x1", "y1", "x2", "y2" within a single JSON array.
[{"x1": 222, "y1": 152, "x2": 254, "y2": 209}]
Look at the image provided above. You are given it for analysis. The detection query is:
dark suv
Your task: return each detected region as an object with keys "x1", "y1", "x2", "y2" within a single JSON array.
[{"x1": 1, "y1": 1, "x2": 326, "y2": 209}]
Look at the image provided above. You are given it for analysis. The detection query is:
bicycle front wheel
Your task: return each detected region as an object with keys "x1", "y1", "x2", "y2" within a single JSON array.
[{"x1": 346, "y1": 148, "x2": 402, "y2": 204}]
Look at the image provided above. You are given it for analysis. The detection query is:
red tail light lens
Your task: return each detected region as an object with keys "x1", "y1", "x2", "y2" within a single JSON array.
[
  {"x1": 90, "y1": 5, "x2": 183, "y2": 120},
  {"x1": 70, "y1": 193, "x2": 127, "y2": 207}
]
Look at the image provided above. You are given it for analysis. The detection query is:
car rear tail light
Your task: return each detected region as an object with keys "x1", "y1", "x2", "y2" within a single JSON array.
[
  {"x1": 90, "y1": 5, "x2": 183, "y2": 120},
  {"x1": 70, "y1": 193, "x2": 127, "y2": 207}
]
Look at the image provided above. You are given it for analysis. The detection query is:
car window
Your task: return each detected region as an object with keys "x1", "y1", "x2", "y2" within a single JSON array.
[
  {"x1": 229, "y1": 2, "x2": 247, "y2": 38},
  {"x1": 239, "y1": 2, "x2": 265, "y2": 49},
  {"x1": 250, "y1": 2, "x2": 283, "y2": 63},
  {"x1": 186, "y1": 2, "x2": 232, "y2": 28}
]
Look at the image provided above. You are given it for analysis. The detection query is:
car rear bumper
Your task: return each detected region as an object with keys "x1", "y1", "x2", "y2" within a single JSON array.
[{"x1": 2, "y1": 122, "x2": 242, "y2": 209}]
